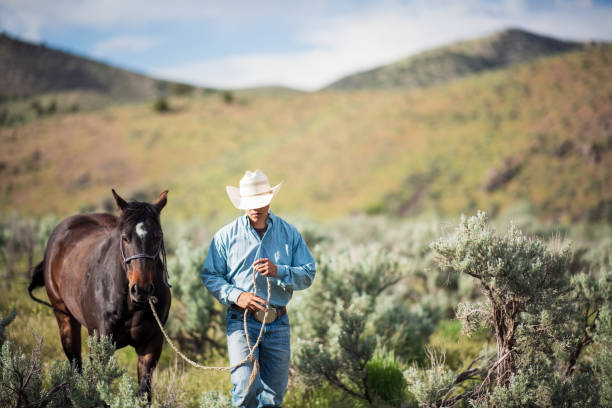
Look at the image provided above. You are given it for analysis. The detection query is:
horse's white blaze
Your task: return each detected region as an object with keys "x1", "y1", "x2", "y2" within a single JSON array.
[{"x1": 135, "y1": 222, "x2": 148, "y2": 239}]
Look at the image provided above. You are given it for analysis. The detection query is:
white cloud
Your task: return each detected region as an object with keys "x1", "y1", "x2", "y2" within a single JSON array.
[
  {"x1": 555, "y1": 0, "x2": 593, "y2": 9},
  {"x1": 0, "y1": 0, "x2": 325, "y2": 36},
  {"x1": 502, "y1": 0, "x2": 527, "y2": 14},
  {"x1": 92, "y1": 35, "x2": 162, "y2": 57},
  {"x1": 154, "y1": 2, "x2": 502, "y2": 90},
  {"x1": 0, "y1": 0, "x2": 217, "y2": 35},
  {"x1": 154, "y1": 1, "x2": 612, "y2": 90},
  {"x1": 0, "y1": 1, "x2": 46, "y2": 41},
  {"x1": 3, "y1": 0, "x2": 612, "y2": 90},
  {"x1": 154, "y1": 50, "x2": 370, "y2": 91}
]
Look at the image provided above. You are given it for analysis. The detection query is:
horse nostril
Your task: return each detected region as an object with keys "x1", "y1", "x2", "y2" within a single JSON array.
[
  {"x1": 145, "y1": 283, "x2": 155, "y2": 295},
  {"x1": 130, "y1": 284, "x2": 137, "y2": 297}
]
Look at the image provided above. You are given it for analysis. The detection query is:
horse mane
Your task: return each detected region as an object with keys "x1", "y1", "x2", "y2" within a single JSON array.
[{"x1": 118, "y1": 201, "x2": 161, "y2": 230}]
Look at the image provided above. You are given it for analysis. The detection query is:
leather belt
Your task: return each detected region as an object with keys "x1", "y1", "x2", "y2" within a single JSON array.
[{"x1": 230, "y1": 304, "x2": 287, "y2": 324}]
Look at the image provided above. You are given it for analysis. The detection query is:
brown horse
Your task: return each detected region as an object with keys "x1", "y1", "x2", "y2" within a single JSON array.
[{"x1": 28, "y1": 189, "x2": 172, "y2": 401}]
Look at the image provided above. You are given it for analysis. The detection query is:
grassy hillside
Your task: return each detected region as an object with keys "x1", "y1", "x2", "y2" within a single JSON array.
[
  {"x1": 325, "y1": 28, "x2": 584, "y2": 90},
  {"x1": 0, "y1": 32, "x2": 222, "y2": 127},
  {"x1": 1, "y1": 44, "x2": 611, "y2": 224}
]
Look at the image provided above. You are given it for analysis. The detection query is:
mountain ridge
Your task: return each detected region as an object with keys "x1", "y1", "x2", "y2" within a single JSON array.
[
  {"x1": 0, "y1": 32, "x2": 171, "y2": 100},
  {"x1": 324, "y1": 28, "x2": 587, "y2": 90},
  {"x1": 0, "y1": 28, "x2": 594, "y2": 99}
]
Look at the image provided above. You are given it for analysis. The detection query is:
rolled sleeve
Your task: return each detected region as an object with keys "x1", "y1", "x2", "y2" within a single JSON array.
[
  {"x1": 276, "y1": 264, "x2": 289, "y2": 280},
  {"x1": 275, "y1": 230, "x2": 316, "y2": 291},
  {"x1": 201, "y1": 235, "x2": 241, "y2": 306},
  {"x1": 227, "y1": 287, "x2": 244, "y2": 304}
]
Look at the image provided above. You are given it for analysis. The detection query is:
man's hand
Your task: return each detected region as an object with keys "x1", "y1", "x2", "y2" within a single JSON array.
[
  {"x1": 253, "y1": 258, "x2": 277, "y2": 277},
  {"x1": 236, "y1": 292, "x2": 268, "y2": 312}
]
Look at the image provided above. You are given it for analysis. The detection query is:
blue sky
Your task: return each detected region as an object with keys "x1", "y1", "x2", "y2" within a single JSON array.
[{"x1": 2, "y1": 0, "x2": 612, "y2": 90}]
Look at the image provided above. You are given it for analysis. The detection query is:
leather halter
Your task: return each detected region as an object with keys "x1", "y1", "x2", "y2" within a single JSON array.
[{"x1": 120, "y1": 234, "x2": 172, "y2": 288}]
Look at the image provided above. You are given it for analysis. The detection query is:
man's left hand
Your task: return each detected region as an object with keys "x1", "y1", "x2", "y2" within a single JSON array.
[{"x1": 253, "y1": 258, "x2": 277, "y2": 277}]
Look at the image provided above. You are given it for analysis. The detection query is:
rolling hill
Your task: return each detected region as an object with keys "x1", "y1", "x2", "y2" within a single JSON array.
[
  {"x1": 0, "y1": 32, "x2": 610, "y2": 225},
  {"x1": 0, "y1": 32, "x2": 170, "y2": 100},
  {"x1": 325, "y1": 28, "x2": 584, "y2": 90}
]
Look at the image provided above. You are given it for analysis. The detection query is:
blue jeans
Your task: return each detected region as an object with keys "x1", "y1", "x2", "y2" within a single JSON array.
[{"x1": 226, "y1": 310, "x2": 291, "y2": 408}]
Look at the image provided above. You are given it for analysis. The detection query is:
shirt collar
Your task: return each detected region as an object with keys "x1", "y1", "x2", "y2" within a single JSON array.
[{"x1": 241, "y1": 210, "x2": 275, "y2": 229}]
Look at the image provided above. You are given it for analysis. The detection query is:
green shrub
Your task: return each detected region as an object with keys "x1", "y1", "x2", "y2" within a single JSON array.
[
  {"x1": 291, "y1": 228, "x2": 442, "y2": 406},
  {"x1": 365, "y1": 352, "x2": 406, "y2": 407},
  {"x1": 0, "y1": 310, "x2": 147, "y2": 408},
  {"x1": 0, "y1": 108, "x2": 8, "y2": 125},
  {"x1": 593, "y1": 304, "x2": 612, "y2": 406},
  {"x1": 0, "y1": 307, "x2": 16, "y2": 346},
  {"x1": 30, "y1": 100, "x2": 44, "y2": 116},
  {"x1": 170, "y1": 82, "x2": 195, "y2": 96},
  {"x1": 1, "y1": 340, "x2": 48, "y2": 407},
  {"x1": 153, "y1": 97, "x2": 169, "y2": 113},
  {"x1": 0, "y1": 215, "x2": 37, "y2": 288},
  {"x1": 199, "y1": 390, "x2": 231, "y2": 407},
  {"x1": 47, "y1": 100, "x2": 57, "y2": 114},
  {"x1": 374, "y1": 301, "x2": 434, "y2": 364},
  {"x1": 432, "y1": 211, "x2": 612, "y2": 405},
  {"x1": 0, "y1": 309, "x2": 68, "y2": 408},
  {"x1": 284, "y1": 383, "x2": 367, "y2": 408},
  {"x1": 295, "y1": 307, "x2": 376, "y2": 402},
  {"x1": 166, "y1": 240, "x2": 224, "y2": 353},
  {"x1": 434, "y1": 211, "x2": 570, "y2": 386},
  {"x1": 98, "y1": 373, "x2": 147, "y2": 408},
  {"x1": 404, "y1": 353, "x2": 455, "y2": 406},
  {"x1": 221, "y1": 91, "x2": 234, "y2": 104},
  {"x1": 66, "y1": 334, "x2": 146, "y2": 408}
]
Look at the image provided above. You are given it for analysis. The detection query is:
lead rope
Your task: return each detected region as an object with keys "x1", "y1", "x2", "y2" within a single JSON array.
[{"x1": 148, "y1": 264, "x2": 271, "y2": 393}]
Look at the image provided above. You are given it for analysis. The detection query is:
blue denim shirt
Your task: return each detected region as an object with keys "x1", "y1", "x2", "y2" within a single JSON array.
[{"x1": 201, "y1": 211, "x2": 316, "y2": 307}]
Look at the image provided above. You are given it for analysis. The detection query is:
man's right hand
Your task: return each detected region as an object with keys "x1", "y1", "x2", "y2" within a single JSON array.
[{"x1": 236, "y1": 292, "x2": 268, "y2": 312}]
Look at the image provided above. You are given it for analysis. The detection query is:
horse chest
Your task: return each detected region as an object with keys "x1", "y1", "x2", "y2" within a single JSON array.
[{"x1": 126, "y1": 314, "x2": 158, "y2": 343}]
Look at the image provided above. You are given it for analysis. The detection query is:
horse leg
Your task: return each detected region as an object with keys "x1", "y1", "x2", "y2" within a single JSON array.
[
  {"x1": 54, "y1": 311, "x2": 82, "y2": 370},
  {"x1": 135, "y1": 334, "x2": 163, "y2": 403}
]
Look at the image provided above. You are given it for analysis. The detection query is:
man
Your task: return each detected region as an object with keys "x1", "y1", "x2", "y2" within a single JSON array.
[{"x1": 201, "y1": 170, "x2": 316, "y2": 408}]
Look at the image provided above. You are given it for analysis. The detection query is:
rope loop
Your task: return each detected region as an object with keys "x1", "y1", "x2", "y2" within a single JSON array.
[
  {"x1": 147, "y1": 266, "x2": 272, "y2": 395},
  {"x1": 147, "y1": 232, "x2": 272, "y2": 395}
]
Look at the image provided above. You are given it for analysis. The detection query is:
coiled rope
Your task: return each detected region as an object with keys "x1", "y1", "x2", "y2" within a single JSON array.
[{"x1": 148, "y1": 266, "x2": 271, "y2": 393}]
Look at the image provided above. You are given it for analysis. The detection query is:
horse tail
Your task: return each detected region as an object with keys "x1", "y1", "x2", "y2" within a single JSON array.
[{"x1": 28, "y1": 261, "x2": 55, "y2": 310}]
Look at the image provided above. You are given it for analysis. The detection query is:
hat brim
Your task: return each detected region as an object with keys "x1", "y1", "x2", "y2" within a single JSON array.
[{"x1": 226, "y1": 182, "x2": 283, "y2": 210}]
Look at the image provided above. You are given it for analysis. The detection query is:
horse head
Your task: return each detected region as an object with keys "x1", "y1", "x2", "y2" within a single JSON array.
[{"x1": 112, "y1": 189, "x2": 169, "y2": 305}]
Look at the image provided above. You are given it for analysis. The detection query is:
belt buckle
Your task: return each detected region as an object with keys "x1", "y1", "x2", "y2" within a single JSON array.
[{"x1": 254, "y1": 308, "x2": 277, "y2": 324}]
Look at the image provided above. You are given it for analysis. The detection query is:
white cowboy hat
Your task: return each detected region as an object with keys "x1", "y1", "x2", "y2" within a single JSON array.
[{"x1": 226, "y1": 170, "x2": 283, "y2": 210}]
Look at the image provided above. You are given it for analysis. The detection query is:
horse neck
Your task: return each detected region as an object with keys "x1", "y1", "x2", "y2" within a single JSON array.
[{"x1": 104, "y1": 230, "x2": 130, "y2": 289}]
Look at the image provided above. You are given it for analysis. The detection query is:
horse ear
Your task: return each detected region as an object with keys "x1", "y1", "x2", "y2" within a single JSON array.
[
  {"x1": 112, "y1": 189, "x2": 128, "y2": 211},
  {"x1": 154, "y1": 190, "x2": 168, "y2": 212}
]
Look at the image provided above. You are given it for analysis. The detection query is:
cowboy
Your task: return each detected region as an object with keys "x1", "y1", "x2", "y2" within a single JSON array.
[{"x1": 201, "y1": 170, "x2": 316, "y2": 408}]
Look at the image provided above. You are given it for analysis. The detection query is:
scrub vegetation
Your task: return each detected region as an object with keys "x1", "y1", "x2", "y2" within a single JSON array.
[
  {"x1": 1, "y1": 209, "x2": 611, "y2": 407},
  {"x1": 1, "y1": 27, "x2": 611, "y2": 407}
]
